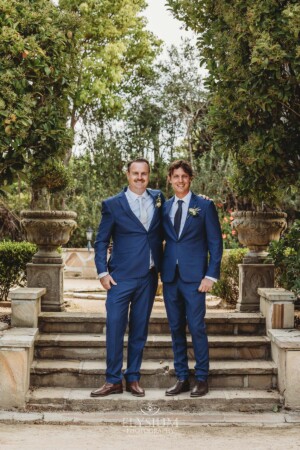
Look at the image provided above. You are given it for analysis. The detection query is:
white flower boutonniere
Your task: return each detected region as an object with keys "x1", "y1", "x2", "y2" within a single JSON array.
[
  {"x1": 155, "y1": 194, "x2": 162, "y2": 208},
  {"x1": 188, "y1": 206, "x2": 201, "y2": 217}
]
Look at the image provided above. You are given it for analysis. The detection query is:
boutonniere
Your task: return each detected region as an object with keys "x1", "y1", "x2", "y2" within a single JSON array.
[
  {"x1": 155, "y1": 194, "x2": 162, "y2": 208},
  {"x1": 188, "y1": 206, "x2": 201, "y2": 217}
]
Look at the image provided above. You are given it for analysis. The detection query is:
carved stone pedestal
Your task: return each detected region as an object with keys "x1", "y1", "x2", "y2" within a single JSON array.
[
  {"x1": 21, "y1": 210, "x2": 77, "y2": 312},
  {"x1": 27, "y1": 263, "x2": 64, "y2": 312},
  {"x1": 236, "y1": 264, "x2": 274, "y2": 312}
]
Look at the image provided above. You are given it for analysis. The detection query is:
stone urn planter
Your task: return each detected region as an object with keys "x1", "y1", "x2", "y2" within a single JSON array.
[
  {"x1": 232, "y1": 211, "x2": 287, "y2": 311},
  {"x1": 21, "y1": 210, "x2": 77, "y2": 264},
  {"x1": 20, "y1": 210, "x2": 77, "y2": 311},
  {"x1": 232, "y1": 211, "x2": 287, "y2": 263}
]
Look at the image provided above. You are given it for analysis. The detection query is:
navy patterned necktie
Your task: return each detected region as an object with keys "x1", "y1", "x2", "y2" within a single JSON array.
[{"x1": 174, "y1": 200, "x2": 183, "y2": 236}]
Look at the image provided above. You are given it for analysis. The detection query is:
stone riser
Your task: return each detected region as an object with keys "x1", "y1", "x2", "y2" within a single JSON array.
[
  {"x1": 39, "y1": 322, "x2": 266, "y2": 336},
  {"x1": 26, "y1": 388, "x2": 282, "y2": 413},
  {"x1": 35, "y1": 345, "x2": 270, "y2": 361},
  {"x1": 30, "y1": 372, "x2": 277, "y2": 390}
]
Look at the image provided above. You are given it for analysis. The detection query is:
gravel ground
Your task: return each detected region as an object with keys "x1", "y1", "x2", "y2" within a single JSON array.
[{"x1": 0, "y1": 424, "x2": 299, "y2": 450}]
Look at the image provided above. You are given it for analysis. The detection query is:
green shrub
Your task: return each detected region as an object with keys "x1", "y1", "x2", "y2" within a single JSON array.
[
  {"x1": 0, "y1": 241, "x2": 37, "y2": 301},
  {"x1": 268, "y1": 220, "x2": 300, "y2": 299},
  {"x1": 212, "y1": 248, "x2": 248, "y2": 306}
]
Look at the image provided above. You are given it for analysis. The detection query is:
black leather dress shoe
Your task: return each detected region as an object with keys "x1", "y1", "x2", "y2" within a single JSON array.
[
  {"x1": 126, "y1": 381, "x2": 145, "y2": 397},
  {"x1": 190, "y1": 380, "x2": 209, "y2": 397},
  {"x1": 165, "y1": 380, "x2": 190, "y2": 396},
  {"x1": 90, "y1": 382, "x2": 123, "y2": 397}
]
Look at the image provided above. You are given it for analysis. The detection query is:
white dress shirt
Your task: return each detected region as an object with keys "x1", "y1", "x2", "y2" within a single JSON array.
[{"x1": 170, "y1": 191, "x2": 217, "y2": 283}]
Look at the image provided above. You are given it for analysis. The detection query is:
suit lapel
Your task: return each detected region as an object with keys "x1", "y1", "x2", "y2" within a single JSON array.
[
  {"x1": 118, "y1": 189, "x2": 145, "y2": 230},
  {"x1": 179, "y1": 192, "x2": 198, "y2": 239}
]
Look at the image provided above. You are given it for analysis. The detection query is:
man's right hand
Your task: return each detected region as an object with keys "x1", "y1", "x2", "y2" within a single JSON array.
[{"x1": 100, "y1": 274, "x2": 117, "y2": 290}]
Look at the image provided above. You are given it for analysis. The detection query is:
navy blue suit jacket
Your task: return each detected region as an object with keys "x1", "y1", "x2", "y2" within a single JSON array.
[
  {"x1": 94, "y1": 188, "x2": 164, "y2": 281},
  {"x1": 161, "y1": 192, "x2": 223, "y2": 283}
]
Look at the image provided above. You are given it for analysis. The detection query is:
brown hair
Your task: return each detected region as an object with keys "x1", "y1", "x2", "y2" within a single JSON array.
[
  {"x1": 168, "y1": 160, "x2": 194, "y2": 178},
  {"x1": 127, "y1": 158, "x2": 150, "y2": 172}
]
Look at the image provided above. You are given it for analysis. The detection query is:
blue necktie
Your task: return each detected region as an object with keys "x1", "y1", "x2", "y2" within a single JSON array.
[{"x1": 174, "y1": 200, "x2": 183, "y2": 236}]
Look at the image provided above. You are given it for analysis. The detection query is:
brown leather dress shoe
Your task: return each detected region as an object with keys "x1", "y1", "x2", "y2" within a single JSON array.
[
  {"x1": 90, "y1": 382, "x2": 123, "y2": 397},
  {"x1": 190, "y1": 380, "x2": 209, "y2": 397},
  {"x1": 126, "y1": 381, "x2": 145, "y2": 397},
  {"x1": 165, "y1": 380, "x2": 190, "y2": 396}
]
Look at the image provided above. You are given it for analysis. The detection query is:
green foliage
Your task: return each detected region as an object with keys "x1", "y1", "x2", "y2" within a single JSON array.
[
  {"x1": 0, "y1": 0, "x2": 160, "y2": 209},
  {"x1": 59, "y1": 0, "x2": 161, "y2": 127},
  {"x1": 66, "y1": 144, "x2": 126, "y2": 247},
  {"x1": 167, "y1": 0, "x2": 300, "y2": 208},
  {"x1": 217, "y1": 208, "x2": 240, "y2": 250},
  {"x1": 0, "y1": 0, "x2": 78, "y2": 195},
  {"x1": 212, "y1": 248, "x2": 248, "y2": 305},
  {"x1": 268, "y1": 220, "x2": 300, "y2": 298},
  {"x1": 0, "y1": 241, "x2": 37, "y2": 301}
]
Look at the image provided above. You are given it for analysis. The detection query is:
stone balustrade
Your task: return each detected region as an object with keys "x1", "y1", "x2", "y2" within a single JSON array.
[
  {"x1": 10, "y1": 287, "x2": 46, "y2": 328},
  {"x1": 259, "y1": 287, "x2": 300, "y2": 409},
  {"x1": 258, "y1": 287, "x2": 296, "y2": 330},
  {"x1": 0, "y1": 287, "x2": 45, "y2": 409}
]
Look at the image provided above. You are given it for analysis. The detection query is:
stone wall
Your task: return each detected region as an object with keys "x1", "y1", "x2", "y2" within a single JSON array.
[{"x1": 62, "y1": 248, "x2": 97, "y2": 279}]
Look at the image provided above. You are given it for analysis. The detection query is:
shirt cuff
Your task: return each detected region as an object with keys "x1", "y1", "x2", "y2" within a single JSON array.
[
  {"x1": 98, "y1": 272, "x2": 109, "y2": 279},
  {"x1": 205, "y1": 276, "x2": 217, "y2": 283}
]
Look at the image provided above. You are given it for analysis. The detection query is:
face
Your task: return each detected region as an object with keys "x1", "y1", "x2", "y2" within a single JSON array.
[
  {"x1": 127, "y1": 162, "x2": 150, "y2": 195},
  {"x1": 168, "y1": 167, "x2": 192, "y2": 198}
]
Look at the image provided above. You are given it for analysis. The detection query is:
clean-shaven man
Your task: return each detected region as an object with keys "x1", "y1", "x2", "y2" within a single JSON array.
[
  {"x1": 162, "y1": 160, "x2": 222, "y2": 397},
  {"x1": 91, "y1": 158, "x2": 164, "y2": 397}
]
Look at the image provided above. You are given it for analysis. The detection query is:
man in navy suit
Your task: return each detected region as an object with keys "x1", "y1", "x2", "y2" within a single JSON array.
[
  {"x1": 162, "y1": 160, "x2": 222, "y2": 397},
  {"x1": 91, "y1": 158, "x2": 164, "y2": 397}
]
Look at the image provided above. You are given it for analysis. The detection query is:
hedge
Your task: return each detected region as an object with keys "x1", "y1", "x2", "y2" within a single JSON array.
[
  {"x1": 212, "y1": 248, "x2": 248, "y2": 306},
  {"x1": 0, "y1": 241, "x2": 37, "y2": 301}
]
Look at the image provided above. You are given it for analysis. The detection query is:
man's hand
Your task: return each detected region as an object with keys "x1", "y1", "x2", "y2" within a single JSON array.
[
  {"x1": 100, "y1": 274, "x2": 117, "y2": 290},
  {"x1": 198, "y1": 278, "x2": 214, "y2": 293}
]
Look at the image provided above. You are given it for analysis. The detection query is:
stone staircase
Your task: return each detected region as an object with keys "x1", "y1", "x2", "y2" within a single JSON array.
[{"x1": 26, "y1": 311, "x2": 281, "y2": 412}]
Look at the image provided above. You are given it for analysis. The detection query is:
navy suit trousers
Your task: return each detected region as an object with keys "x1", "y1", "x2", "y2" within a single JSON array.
[
  {"x1": 163, "y1": 271, "x2": 209, "y2": 381},
  {"x1": 105, "y1": 270, "x2": 158, "y2": 384}
]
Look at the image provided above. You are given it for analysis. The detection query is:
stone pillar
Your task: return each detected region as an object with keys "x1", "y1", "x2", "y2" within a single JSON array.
[
  {"x1": 259, "y1": 287, "x2": 296, "y2": 330},
  {"x1": 27, "y1": 263, "x2": 64, "y2": 312},
  {"x1": 10, "y1": 287, "x2": 46, "y2": 328},
  {"x1": 268, "y1": 328, "x2": 300, "y2": 409},
  {"x1": 0, "y1": 328, "x2": 38, "y2": 408},
  {"x1": 236, "y1": 264, "x2": 274, "y2": 312}
]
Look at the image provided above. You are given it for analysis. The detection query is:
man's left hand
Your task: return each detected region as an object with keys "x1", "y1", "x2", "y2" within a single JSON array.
[{"x1": 198, "y1": 278, "x2": 214, "y2": 293}]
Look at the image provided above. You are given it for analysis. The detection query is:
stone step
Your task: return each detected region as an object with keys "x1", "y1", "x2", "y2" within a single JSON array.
[
  {"x1": 30, "y1": 359, "x2": 277, "y2": 390},
  {"x1": 34, "y1": 334, "x2": 271, "y2": 361},
  {"x1": 26, "y1": 387, "x2": 281, "y2": 413},
  {"x1": 38, "y1": 312, "x2": 266, "y2": 335}
]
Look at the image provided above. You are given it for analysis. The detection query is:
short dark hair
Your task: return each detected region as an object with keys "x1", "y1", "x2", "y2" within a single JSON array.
[
  {"x1": 168, "y1": 160, "x2": 194, "y2": 178},
  {"x1": 127, "y1": 158, "x2": 150, "y2": 172}
]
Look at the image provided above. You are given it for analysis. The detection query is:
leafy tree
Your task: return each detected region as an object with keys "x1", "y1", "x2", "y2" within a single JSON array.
[
  {"x1": 268, "y1": 219, "x2": 300, "y2": 298},
  {"x1": 167, "y1": 0, "x2": 300, "y2": 208},
  {"x1": 59, "y1": 0, "x2": 161, "y2": 162},
  {"x1": 66, "y1": 136, "x2": 126, "y2": 247},
  {"x1": 0, "y1": 0, "x2": 160, "y2": 209},
  {"x1": 0, "y1": 0, "x2": 78, "y2": 207}
]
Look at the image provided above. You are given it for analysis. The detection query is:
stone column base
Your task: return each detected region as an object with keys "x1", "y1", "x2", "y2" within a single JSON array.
[
  {"x1": 259, "y1": 287, "x2": 296, "y2": 329},
  {"x1": 27, "y1": 263, "x2": 65, "y2": 312},
  {"x1": 268, "y1": 329, "x2": 300, "y2": 409},
  {"x1": 10, "y1": 287, "x2": 46, "y2": 328},
  {"x1": 0, "y1": 328, "x2": 38, "y2": 408},
  {"x1": 237, "y1": 264, "x2": 274, "y2": 312}
]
